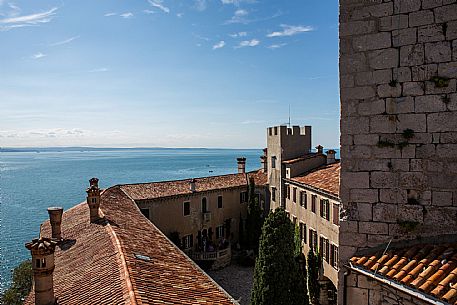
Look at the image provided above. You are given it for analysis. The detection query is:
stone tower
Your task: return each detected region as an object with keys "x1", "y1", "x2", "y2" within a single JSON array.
[
  {"x1": 339, "y1": 0, "x2": 457, "y2": 302},
  {"x1": 86, "y1": 177, "x2": 101, "y2": 223},
  {"x1": 25, "y1": 237, "x2": 58, "y2": 305},
  {"x1": 266, "y1": 125, "x2": 312, "y2": 210}
]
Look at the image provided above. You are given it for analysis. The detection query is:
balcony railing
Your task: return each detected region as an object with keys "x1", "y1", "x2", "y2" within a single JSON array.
[{"x1": 188, "y1": 247, "x2": 231, "y2": 261}]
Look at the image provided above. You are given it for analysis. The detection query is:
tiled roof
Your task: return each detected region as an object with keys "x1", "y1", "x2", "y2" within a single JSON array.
[
  {"x1": 289, "y1": 162, "x2": 340, "y2": 197},
  {"x1": 26, "y1": 186, "x2": 237, "y2": 304},
  {"x1": 350, "y1": 244, "x2": 457, "y2": 305},
  {"x1": 121, "y1": 170, "x2": 267, "y2": 201},
  {"x1": 282, "y1": 153, "x2": 320, "y2": 165}
]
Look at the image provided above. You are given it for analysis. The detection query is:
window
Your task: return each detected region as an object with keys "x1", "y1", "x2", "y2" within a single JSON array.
[
  {"x1": 274, "y1": 126, "x2": 278, "y2": 135},
  {"x1": 36, "y1": 258, "x2": 46, "y2": 268},
  {"x1": 333, "y1": 203, "x2": 340, "y2": 225},
  {"x1": 269, "y1": 128, "x2": 272, "y2": 136},
  {"x1": 330, "y1": 244, "x2": 339, "y2": 269},
  {"x1": 300, "y1": 191, "x2": 307, "y2": 209},
  {"x1": 311, "y1": 195, "x2": 317, "y2": 213},
  {"x1": 309, "y1": 229, "x2": 317, "y2": 252},
  {"x1": 286, "y1": 185, "x2": 290, "y2": 199},
  {"x1": 240, "y1": 191, "x2": 248, "y2": 203},
  {"x1": 272, "y1": 187, "x2": 276, "y2": 202},
  {"x1": 320, "y1": 238, "x2": 329, "y2": 262},
  {"x1": 218, "y1": 196, "x2": 223, "y2": 209},
  {"x1": 320, "y1": 199, "x2": 330, "y2": 221},
  {"x1": 271, "y1": 156, "x2": 276, "y2": 169},
  {"x1": 183, "y1": 201, "x2": 190, "y2": 216},
  {"x1": 182, "y1": 234, "x2": 193, "y2": 250},
  {"x1": 293, "y1": 187, "x2": 297, "y2": 203},
  {"x1": 140, "y1": 208, "x2": 150, "y2": 219},
  {"x1": 91, "y1": 197, "x2": 97, "y2": 203},
  {"x1": 299, "y1": 222, "x2": 306, "y2": 244},
  {"x1": 216, "y1": 225, "x2": 224, "y2": 239},
  {"x1": 202, "y1": 197, "x2": 208, "y2": 213}
]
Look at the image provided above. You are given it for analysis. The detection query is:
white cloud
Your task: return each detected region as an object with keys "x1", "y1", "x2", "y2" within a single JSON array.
[
  {"x1": 32, "y1": 52, "x2": 46, "y2": 59},
  {"x1": 221, "y1": 0, "x2": 256, "y2": 5},
  {"x1": 212, "y1": 40, "x2": 225, "y2": 50},
  {"x1": 89, "y1": 67, "x2": 109, "y2": 73},
  {"x1": 148, "y1": 0, "x2": 170, "y2": 13},
  {"x1": 104, "y1": 12, "x2": 117, "y2": 17},
  {"x1": 267, "y1": 24, "x2": 314, "y2": 37},
  {"x1": 229, "y1": 31, "x2": 247, "y2": 38},
  {"x1": 120, "y1": 12, "x2": 133, "y2": 18},
  {"x1": 267, "y1": 43, "x2": 287, "y2": 49},
  {"x1": 235, "y1": 39, "x2": 259, "y2": 48},
  {"x1": 225, "y1": 8, "x2": 249, "y2": 24},
  {"x1": 176, "y1": 12, "x2": 184, "y2": 18},
  {"x1": 0, "y1": 7, "x2": 57, "y2": 30},
  {"x1": 193, "y1": 0, "x2": 207, "y2": 11},
  {"x1": 143, "y1": 10, "x2": 155, "y2": 14},
  {"x1": 49, "y1": 35, "x2": 79, "y2": 47}
]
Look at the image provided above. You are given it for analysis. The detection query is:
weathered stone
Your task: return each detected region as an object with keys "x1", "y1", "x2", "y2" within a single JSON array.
[
  {"x1": 373, "y1": 203, "x2": 398, "y2": 222},
  {"x1": 436, "y1": 143, "x2": 457, "y2": 158},
  {"x1": 342, "y1": 86, "x2": 377, "y2": 100},
  {"x1": 397, "y1": 205, "x2": 424, "y2": 222},
  {"x1": 393, "y1": 67, "x2": 412, "y2": 82},
  {"x1": 391, "y1": 159, "x2": 410, "y2": 171},
  {"x1": 358, "y1": 100, "x2": 386, "y2": 115},
  {"x1": 373, "y1": 69, "x2": 393, "y2": 84},
  {"x1": 425, "y1": 79, "x2": 457, "y2": 94},
  {"x1": 371, "y1": 172, "x2": 399, "y2": 188},
  {"x1": 347, "y1": 145, "x2": 373, "y2": 158},
  {"x1": 351, "y1": 2, "x2": 394, "y2": 20},
  {"x1": 392, "y1": 28, "x2": 417, "y2": 47},
  {"x1": 370, "y1": 115, "x2": 397, "y2": 133},
  {"x1": 386, "y1": 97, "x2": 415, "y2": 113},
  {"x1": 412, "y1": 64, "x2": 438, "y2": 81},
  {"x1": 425, "y1": 41, "x2": 452, "y2": 63},
  {"x1": 341, "y1": 53, "x2": 368, "y2": 73},
  {"x1": 418, "y1": 24, "x2": 446, "y2": 42},
  {"x1": 407, "y1": 132, "x2": 433, "y2": 144},
  {"x1": 396, "y1": 113, "x2": 427, "y2": 132},
  {"x1": 409, "y1": 10, "x2": 435, "y2": 27},
  {"x1": 415, "y1": 94, "x2": 447, "y2": 112},
  {"x1": 416, "y1": 144, "x2": 437, "y2": 158},
  {"x1": 399, "y1": 172, "x2": 427, "y2": 189},
  {"x1": 432, "y1": 191, "x2": 453, "y2": 206},
  {"x1": 341, "y1": 171, "x2": 370, "y2": 188},
  {"x1": 453, "y1": 40, "x2": 457, "y2": 61},
  {"x1": 378, "y1": 84, "x2": 402, "y2": 98},
  {"x1": 394, "y1": 0, "x2": 421, "y2": 13},
  {"x1": 359, "y1": 221, "x2": 389, "y2": 234},
  {"x1": 341, "y1": 74, "x2": 355, "y2": 88},
  {"x1": 351, "y1": 189, "x2": 379, "y2": 203},
  {"x1": 401, "y1": 144, "x2": 416, "y2": 158},
  {"x1": 380, "y1": 189, "x2": 407, "y2": 204},
  {"x1": 347, "y1": 287, "x2": 368, "y2": 305},
  {"x1": 353, "y1": 32, "x2": 391, "y2": 51},
  {"x1": 435, "y1": 4, "x2": 457, "y2": 22},
  {"x1": 428, "y1": 112, "x2": 457, "y2": 131},
  {"x1": 372, "y1": 145, "x2": 402, "y2": 158},
  {"x1": 353, "y1": 159, "x2": 390, "y2": 171},
  {"x1": 438, "y1": 61, "x2": 457, "y2": 78},
  {"x1": 402, "y1": 82, "x2": 425, "y2": 96},
  {"x1": 379, "y1": 14, "x2": 409, "y2": 31},
  {"x1": 342, "y1": 115, "x2": 370, "y2": 134},
  {"x1": 356, "y1": 202, "x2": 373, "y2": 220},
  {"x1": 369, "y1": 48, "x2": 399, "y2": 69},
  {"x1": 447, "y1": 21, "x2": 457, "y2": 40},
  {"x1": 340, "y1": 20, "x2": 377, "y2": 36},
  {"x1": 422, "y1": 0, "x2": 443, "y2": 9},
  {"x1": 400, "y1": 44, "x2": 425, "y2": 66},
  {"x1": 440, "y1": 131, "x2": 457, "y2": 143}
]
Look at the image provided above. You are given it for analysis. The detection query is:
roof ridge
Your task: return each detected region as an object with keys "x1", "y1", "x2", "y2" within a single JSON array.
[
  {"x1": 118, "y1": 169, "x2": 262, "y2": 187},
  {"x1": 100, "y1": 189, "x2": 138, "y2": 305}
]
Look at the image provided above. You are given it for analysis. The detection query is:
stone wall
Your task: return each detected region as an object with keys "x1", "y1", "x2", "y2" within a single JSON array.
[
  {"x1": 339, "y1": 0, "x2": 457, "y2": 302},
  {"x1": 346, "y1": 272, "x2": 432, "y2": 305}
]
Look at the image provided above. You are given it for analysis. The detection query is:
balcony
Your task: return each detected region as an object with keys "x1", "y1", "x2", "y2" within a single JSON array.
[{"x1": 188, "y1": 247, "x2": 231, "y2": 270}]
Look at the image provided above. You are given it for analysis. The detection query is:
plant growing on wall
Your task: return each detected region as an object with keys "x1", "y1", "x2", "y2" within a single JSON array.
[
  {"x1": 1, "y1": 260, "x2": 32, "y2": 305},
  {"x1": 246, "y1": 177, "x2": 263, "y2": 254},
  {"x1": 251, "y1": 208, "x2": 306, "y2": 305},
  {"x1": 307, "y1": 250, "x2": 321, "y2": 305},
  {"x1": 431, "y1": 76, "x2": 450, "y2": 88}
]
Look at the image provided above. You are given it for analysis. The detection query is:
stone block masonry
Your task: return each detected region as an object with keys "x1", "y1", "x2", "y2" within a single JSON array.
[{"x1": 339, "y1": 0, "x2": 457, "y2": 303}]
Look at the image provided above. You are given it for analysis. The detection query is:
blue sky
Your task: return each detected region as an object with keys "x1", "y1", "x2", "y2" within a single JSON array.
[{"x1": 0, "y1": 0, "x2": 339, "y2": 148}]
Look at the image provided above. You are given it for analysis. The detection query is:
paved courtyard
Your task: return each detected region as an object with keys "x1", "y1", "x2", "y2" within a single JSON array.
[{"x1": 208, "y1": 264, "x2": 254, "y2": 305}]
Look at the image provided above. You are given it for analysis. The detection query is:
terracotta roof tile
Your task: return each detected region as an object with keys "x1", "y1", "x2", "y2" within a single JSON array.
[
  {"x1": 26, "y1": 186, "x2": 236, "y2": 304},
  {"x1": 289, "y1": 162, "x2": 340, "y2": 197},
  {"x1": 282, "y1": 153, "x2": 320, "y2": 165},
  {"x1": 120, "y1": 170, "x2": 267, "y2": 201},
  {"x1": 350, "y1": 243, "x2": 457, "y2": 305}
]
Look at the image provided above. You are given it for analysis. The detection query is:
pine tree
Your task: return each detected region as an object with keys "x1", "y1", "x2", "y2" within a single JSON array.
[
  {"x1": 307, "y1": 250, "x2": 321, "y2": 305},
  {"x1": 1, "y1": 260, "x2": 32, "y2": 305},
  {"x1": 246, "y1": 177, "x2": 263, "y2": 253},
  {"x1": 250, "y1": 208, "x2": 307, "y2": 305}
]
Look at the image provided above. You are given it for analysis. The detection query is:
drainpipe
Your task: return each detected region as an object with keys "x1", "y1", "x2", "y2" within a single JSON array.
[{"x1": 343, "y1": 269, "x2": 350, "y2": 305}]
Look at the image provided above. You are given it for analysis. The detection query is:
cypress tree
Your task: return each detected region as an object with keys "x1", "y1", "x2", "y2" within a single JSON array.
[
  {"x1": 250, "y1": 208, "x2": 306, "y2": 305},
  {"x1": 246, "y1": 177, "x2": 263, "y2": 253},
  {"x1": 307, "y1": 250, "x2": 321, "y2": 305},
  {"x1": 294, "y1": 223, "x2": 302, "y2": 258}
]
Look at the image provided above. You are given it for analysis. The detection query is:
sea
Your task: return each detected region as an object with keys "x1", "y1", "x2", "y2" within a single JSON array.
[{"x1": 0, "y1": 148, "x2": 263, "y2": 292}]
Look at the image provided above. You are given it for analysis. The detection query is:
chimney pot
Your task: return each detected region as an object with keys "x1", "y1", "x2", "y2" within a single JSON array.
[
  {"x1": 237, "y1": 157, "x2": 246, "y2": 174},
  {"x1": 260, "y1": 156, "x2": 267, "y2": 173},
  {"x1": 47, "y1": 207, "x2": 63, "y2": 240},
  {"x1": 190, "y1": 179, "x2": 196, "y2": 192},
  {"x1": 25, "y1": 237, "x2": 58, "y2": 305},
  {"x1": 326, "y1": 149, "x2": 336, "y2": 164},
  {"x1": 86, "y1": 178, "x2": 101, "y2": 223},
  {"x1": 316, "y1": 145, "x2": 323, "y2": 154}
]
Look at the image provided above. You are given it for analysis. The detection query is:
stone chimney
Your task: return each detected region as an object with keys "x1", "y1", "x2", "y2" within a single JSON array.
[
  {"x1": 326, "y1": 149, "x2": 336, "y2": 165},
  {"x1": 47, "y1": 207, "x2": 63, "y2": 240},
  {"x1": 25, "y1": 237, "x2": 58, "y2": 305},
  {"x1": 190, "y1": 179, "x2": 196, "y2": 192},
  {"x1": 237, "y1": 157, "x2": 246, "y2": 174},
  {"x1": 86, "y1": 178, "x2": 101, "y2": 223},
  {"x1": 316, "y1": 145, "x2": 323, "y2": 154}
]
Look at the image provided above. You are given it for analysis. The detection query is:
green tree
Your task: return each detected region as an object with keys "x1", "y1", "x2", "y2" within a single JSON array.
[
  {"x1": 250, "y1": 208, "x2": 307, "y2": 305},
  {"x1": 1, "y1": 260, "x2": 32, "y2": 305},
  {"x1": 294, "y1": 223, "x2": 302, "y2": 258},
  {"x1": 307, "y1": 250, "x2": 321, "y2": 305},
  {"x1": 246, "y1": 177, "x2": 263, "y2": 253}
]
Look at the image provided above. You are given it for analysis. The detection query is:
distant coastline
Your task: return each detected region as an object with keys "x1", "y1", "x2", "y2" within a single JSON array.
[{"x1": 0, "y1": 147, "x2": 263, "y2": 153}]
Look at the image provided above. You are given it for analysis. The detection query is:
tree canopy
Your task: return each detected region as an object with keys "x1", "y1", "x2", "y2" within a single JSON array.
[
  {"x1": 246, "y1": 177, "x2": 263, "y2": 253},
  {"x1": 1, "y1": 260, "x2": 32, "y2": 305}
]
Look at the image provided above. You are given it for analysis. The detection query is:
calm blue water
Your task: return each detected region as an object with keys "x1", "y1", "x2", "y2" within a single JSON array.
[{"x1": 0, "y1": 148, "x2": 262, "y2": 291}]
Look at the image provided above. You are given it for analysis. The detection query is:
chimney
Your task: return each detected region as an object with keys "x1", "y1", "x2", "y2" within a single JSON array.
[
  {"x1": 326, "y1": 149, "x2": 336, "y2": 165},
  {"x1": 260, "y1": 148, "x2": 268, "y2": 173},
  {"x1": 86, "y1": 177, "x2": 101, "y2": 223},
  {"x1": 190, "y1": 179, "x2": 196, "y2": 192},
  {"x1": 25, "y1": 237, "x2": 58, "y2": 305},
  {"x1": 47, "y1": 207, "x2": 63, "y2": 240},
  {"x1": 316, "y1": 145, "x2": 323, "y2": 154},
  {"x1": 237, "y1": 157, "x2": 246, "y2": 174}
]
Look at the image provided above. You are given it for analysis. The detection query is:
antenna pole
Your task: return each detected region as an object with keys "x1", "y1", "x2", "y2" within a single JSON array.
[{"x1": 288, "y1": 104, "x2": 291, "y2": 128}]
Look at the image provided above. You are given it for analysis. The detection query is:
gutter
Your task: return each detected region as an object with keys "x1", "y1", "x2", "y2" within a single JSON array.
[{"x1": 348, "y1": 263, "x2": 449, "y2": 305}]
